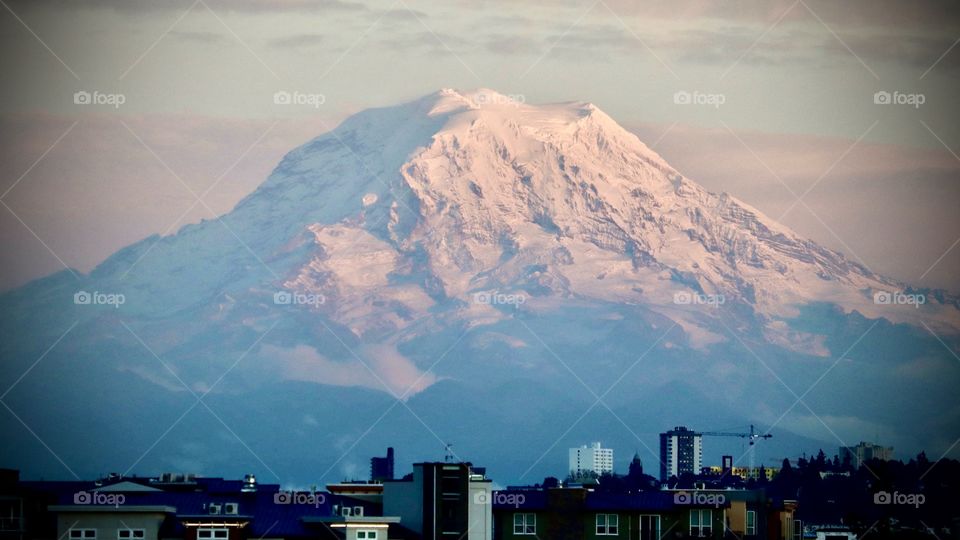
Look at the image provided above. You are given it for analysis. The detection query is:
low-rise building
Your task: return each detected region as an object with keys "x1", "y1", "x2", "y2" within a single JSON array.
[{"x1": 492, "y1": 486, "x2": 797, "y2": 540}]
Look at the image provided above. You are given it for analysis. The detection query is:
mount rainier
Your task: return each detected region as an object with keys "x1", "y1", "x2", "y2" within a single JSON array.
[{"x1": 1, "y1": 89, "x2": 957, "y2": 483}]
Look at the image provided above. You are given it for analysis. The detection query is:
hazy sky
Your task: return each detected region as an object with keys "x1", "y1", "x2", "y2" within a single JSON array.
[{"x1": 1, "y1": 0, "x2": 958, "y2": 290}]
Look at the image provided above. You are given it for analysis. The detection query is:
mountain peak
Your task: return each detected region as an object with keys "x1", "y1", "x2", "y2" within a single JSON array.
[{"x1": 73, "y1": 89, "x2": 956, "y2": 335}]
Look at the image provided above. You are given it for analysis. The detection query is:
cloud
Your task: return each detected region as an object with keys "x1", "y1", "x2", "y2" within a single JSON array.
[
  {"x1": 262, "y1": 343, "x2": 439, "y2": 397},
  {"x1": 821, "y1": 33, "x2": 960, "y2": 71},
  {"x1": 8, "y1": 0, "x2": 370, "y2": 13},
  {"x1": 376, "y1": 30, "x2": 471, "y2": 54},
  {"x1": 169, "y1": 30, "x2": 226, "y2": 44},
  {"x1": 269, "y1": 33, "x2": 327, "y2": 48},
  {"x1": 470, "y1": 0, "x2": 960, "y2": 29}
]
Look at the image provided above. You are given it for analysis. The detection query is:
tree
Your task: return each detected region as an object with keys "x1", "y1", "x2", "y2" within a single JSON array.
[
  {"x1": 815, "y1": 449, "x2": 827, "y2": 470},
  {"x1": 841, "y1": 451, "x2": 853, "y2": 472}
]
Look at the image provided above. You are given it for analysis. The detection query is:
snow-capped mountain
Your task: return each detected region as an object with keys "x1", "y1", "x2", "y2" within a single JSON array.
[
  {"x1": 2, "y1": 89, "x2": 957, "y2": 483},
  {"x1": 247, "y1": 88, "x2": 954, "y2": 343}
]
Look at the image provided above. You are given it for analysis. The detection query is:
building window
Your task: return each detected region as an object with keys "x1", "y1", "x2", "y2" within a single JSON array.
[
  {"x1": 356, "y1": 531, "x2": 378, "y2": 539},
  {"x1": 596, "y1": 514, "x2": 619, "y2": 535},
  {"x1": 793, "y1": 520, "x2": 803, "y2": 540},
  {"x1": 117, "y1": 530, "x2": 145, "y2": 540},
  {"x1": 70, "y1": 529, "x2": 96, "y2": 540},
  {"x1": 690, "y1": 509, "x2": 712, "y2": 537},
  {"x1": 513, "y1": 513, "x2": 536, "y2": 535},
  {"x1": 196, "y1": 529, "x2": 228, "y2": 539},
  {"x1": 640, "y1": 515, "x2": 661, "y2": 540},
  {"x1": 746, "y1": 511, "x2": 756, "y2": 536}
]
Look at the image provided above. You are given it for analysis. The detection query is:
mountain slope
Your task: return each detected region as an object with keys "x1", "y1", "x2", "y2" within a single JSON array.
[{"x1": 1, "y1": 89, "x2": 958, "y2": 483}]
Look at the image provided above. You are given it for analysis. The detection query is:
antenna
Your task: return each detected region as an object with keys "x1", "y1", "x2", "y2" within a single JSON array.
[{"x1": 444, "y1": 443, "x2": 455, "y2": 463}]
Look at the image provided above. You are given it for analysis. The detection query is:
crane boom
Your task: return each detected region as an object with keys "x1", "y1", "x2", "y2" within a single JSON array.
[{"x1": 699, "y1": 424, "x2": 772, "y2": 445}]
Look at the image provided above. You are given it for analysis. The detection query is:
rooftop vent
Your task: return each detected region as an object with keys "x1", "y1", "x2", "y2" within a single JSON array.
[{"x1": 242, "y1": 474, "x2": 257, "y2": 493}]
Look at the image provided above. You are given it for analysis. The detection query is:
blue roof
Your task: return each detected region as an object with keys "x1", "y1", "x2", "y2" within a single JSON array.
[
  {"x1": 491, "y1": 490, "x2": 547, "y2": 510},
  {"x1": 585, "y1": 491, "x2": 682, "y2": 511}
]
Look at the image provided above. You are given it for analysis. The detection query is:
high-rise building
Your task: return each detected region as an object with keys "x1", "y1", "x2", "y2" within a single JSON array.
[
  {"x1": 659, "y1": 426, "x2": 702, "y2": 481},
  {"x1": 840, "y1": 442, "x2": 893, "y2": 467},
  {"x1": 371, "y1": 447, "x2": 395, "y2": 482},
  {"x1": 568, "y1": 442, "x2": 614, "y2": 477}
]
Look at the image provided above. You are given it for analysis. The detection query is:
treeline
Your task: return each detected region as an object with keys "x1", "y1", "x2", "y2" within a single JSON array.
[{"x1": 768, "y1": 451, "x2": 960, "y2": 528}]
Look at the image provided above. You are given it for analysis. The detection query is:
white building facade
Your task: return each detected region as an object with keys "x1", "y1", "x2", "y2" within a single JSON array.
[{"x1": 569, "y1": 442, "x2": 614, "y2": 477}]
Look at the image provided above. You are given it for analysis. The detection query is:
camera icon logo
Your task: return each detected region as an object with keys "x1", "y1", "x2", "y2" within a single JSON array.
[
  {"x1": 473, "y1": 491, "x2": 490, "y2": 504},
  {"x1": 273, "y1": 91, "x2": 292, "y2": 105},
  {"x1": 874, "y1": 491, "x2": 891, "y2": 504},
  {"x1": 74, "y1": 491, "x2": 91, "y2": 504},
  {"x1": 873, "y1": 291, "x2": 892, "y2": 305},
  {"x1": 673, "y1": 491, "x2": 691, "y2": 504},
  {"x1": 74, "y1": 91, "x2": 92, "y2": 105},
  {"x1": 673, "y1": 291, "x2": 692, "y2": 305},
  {"x1": 673, "y1": 91, "x2": 692, "y2": 105},
  {"x1": 74, "y1": 291, "x2": 92, "y2": 305},
  {"x1": 873, "y1": 91, "x2": 891, "y2": 105},
  {"x1": 273, "y1": 491, "x2": 291, "y2": 504},
  {"x1": 273, "y1": 291, "x2": 292, "y2": 305}
]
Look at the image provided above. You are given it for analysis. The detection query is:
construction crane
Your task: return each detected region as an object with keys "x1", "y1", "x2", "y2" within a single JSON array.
[{"x1": 700, "y1": 424, "x2": 772, "y2": 446}]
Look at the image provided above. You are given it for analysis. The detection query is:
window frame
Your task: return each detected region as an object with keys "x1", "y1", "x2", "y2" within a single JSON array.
[
  {"x1": 117, "y1": 529, "x2": 145, "y2": 540},
  {"x1": 196, "y1": 528, "x2": 229, "y2": 540},
  {"x1": 746, "y1": 510, "x2": 756, "y2": 536},
  {"x1": 513, "y1": 513, "x2": 536, "y2": 535},
  {"x1": 689, "y1": 509, "x2": 713, "y2": 538},
  {"x1": 356, "y1": 531, "x2": 378, "y2": 540},
  {"x1": 69, "y1": 529, "x2": 96, "y2": 540},
  {"x1": 596, "y1": 513, "x2": 619, "y2": 536}
]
